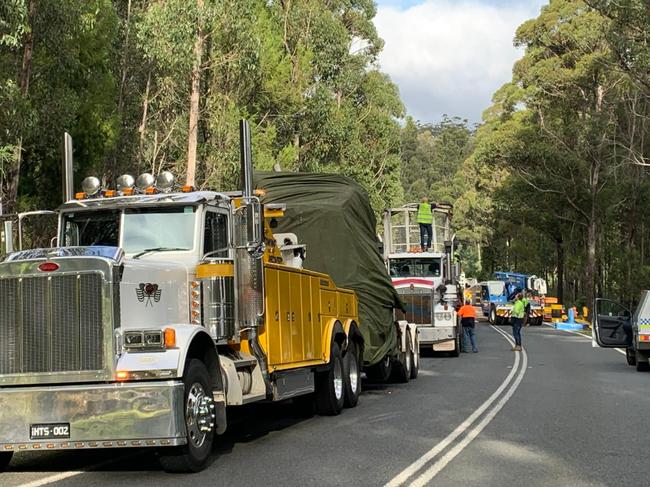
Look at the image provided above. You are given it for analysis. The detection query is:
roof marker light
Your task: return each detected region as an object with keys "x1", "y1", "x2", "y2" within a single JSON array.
[
  {"x1": 116, "y1": 174, "x2": 135, "y2": 192},
  {"x1": 135, "y1": 173, "x2": 155, "y2": 192},
  {"x1": 156, "y1": 171, "x2": 175, "y2": 192},
  {"x1": 81, "y1": 176, "x2": 101, "y2": 196}
]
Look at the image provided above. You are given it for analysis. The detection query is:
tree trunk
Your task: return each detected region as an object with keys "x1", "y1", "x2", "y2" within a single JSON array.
[
  {"x1": 3, "y1": 0, "x2": 36, "y2": 215},
  {"x1": 186, "y1": 0, "x2": 204, "y2": 187},
  {"x1": 138, "y1": 67, "x2": 152, "y2": 169},
  {"x1": 556, "y1": 237, "x2": 564, "y2": 304},
  {"x1": 585, "y1": 160, "x2": 600, "y2": 320},
  {"x1": 117, "y1": 0, "x2": 132, "y2": 116}
]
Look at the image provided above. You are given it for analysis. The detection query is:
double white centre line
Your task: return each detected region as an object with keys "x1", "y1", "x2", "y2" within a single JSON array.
[{"x1": 385, "y1": 325, "x2": 528, "y2": 487}]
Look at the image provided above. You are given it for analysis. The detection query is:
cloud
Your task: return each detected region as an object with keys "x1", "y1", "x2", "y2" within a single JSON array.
[{"x1": 374, "y1": 0, "x2": 547, "y2": 124}]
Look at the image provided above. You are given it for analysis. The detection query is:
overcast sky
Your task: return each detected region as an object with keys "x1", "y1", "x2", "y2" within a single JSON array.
[{"x1": 374, "y1": 0, "x2": 548, "y2": 124}]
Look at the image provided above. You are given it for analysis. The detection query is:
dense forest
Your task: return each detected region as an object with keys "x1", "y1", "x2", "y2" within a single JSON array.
[
  {"x1": 0, "y1": 0, "x2": 404, "y2": 215},
  {"x1": 2, "y1": 0, "x2": 650, "y2": 313}
]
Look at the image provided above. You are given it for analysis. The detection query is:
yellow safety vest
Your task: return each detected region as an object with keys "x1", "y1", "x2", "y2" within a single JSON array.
[{"x1": 416, "y1": 203, "x2": 433, "y2": 224}]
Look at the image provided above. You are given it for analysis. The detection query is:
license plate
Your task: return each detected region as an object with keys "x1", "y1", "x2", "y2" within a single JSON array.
[{"x1": 30, "y1": 423, "x2": 70, "y2": 440}]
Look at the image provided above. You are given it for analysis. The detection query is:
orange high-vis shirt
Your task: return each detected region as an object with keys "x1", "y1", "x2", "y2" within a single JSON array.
[{"x1": 458, "y1": 304, "x2": 477, "y2": 319}]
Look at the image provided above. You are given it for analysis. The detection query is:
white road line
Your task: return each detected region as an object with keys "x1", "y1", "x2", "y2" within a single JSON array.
[
  {"x1": 17, "y1": 452, "x2": 139, "y2": 487},
  {"x1": 385, "y1": 325, "x2": 525, "y2": 487},
  {"x1": 410, "y1": 327, "x2": 528, "y2": 486},
  {"x1": 542, "y1": 323, "x2": 626, "y2": 356},
  {"x1": 19, "y1": 471, "x2": 86, "y2": 487}
]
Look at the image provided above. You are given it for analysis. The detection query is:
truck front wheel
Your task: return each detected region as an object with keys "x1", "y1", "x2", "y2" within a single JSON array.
[
  {"x1": 159, "y1": 359, "x2": 216, "y2": 473},
  {"x1": 410, "y1": 335, "x2": 419, "y2": 379},
  {"x1": 489, "y1": 306, "x2": 496, "y2": 324},
  {"x1": 315, "y1": 341, "x2": 345, "y2": 415},
  {"x1": 391, "y1": 334, "x2": 412, "y2": 383},
  {"x1": 0, "y1": 451, "x2": 13, "y2": 471}
]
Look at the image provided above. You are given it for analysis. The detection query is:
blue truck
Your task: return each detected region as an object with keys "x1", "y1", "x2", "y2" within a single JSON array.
[{"x1": 470, "y1": 273, "x2": 547, "y2": 326}]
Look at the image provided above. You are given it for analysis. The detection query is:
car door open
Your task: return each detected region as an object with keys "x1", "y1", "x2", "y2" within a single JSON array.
[{"x1": 593, "y1": 298, "x2": 632, "y2": 348}]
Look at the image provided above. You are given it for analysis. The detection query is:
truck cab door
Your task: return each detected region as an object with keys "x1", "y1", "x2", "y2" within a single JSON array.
[{"x1": 593, "y1": 298, "x2": 632, "y2": 348}]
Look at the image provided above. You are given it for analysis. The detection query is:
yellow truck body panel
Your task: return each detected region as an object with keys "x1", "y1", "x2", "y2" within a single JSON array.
[{"x1": 259, "y1": 263, "x2": 358, "y2": 372}]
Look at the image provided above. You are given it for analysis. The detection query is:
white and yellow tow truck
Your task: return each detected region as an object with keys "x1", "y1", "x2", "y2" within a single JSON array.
[{"x1": 0, "y1": 121, "x2": 364, "y2": 472}]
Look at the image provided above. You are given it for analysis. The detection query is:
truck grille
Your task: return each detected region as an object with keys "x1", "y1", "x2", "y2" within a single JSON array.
[
  {"x1": 396, "y1": 291, "x2": 433, "y2": 325},
  {"x1": 0, "y1": 273, "x2": 104, "y2": 374}
]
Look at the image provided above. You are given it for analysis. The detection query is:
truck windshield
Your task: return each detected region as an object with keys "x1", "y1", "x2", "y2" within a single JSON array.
[
  {"x1": 61, "y1": 206, "x2": 197, "y2": 254},
  {"x1": 487, "y1": 281, "x2": 505, "y2": 296},
  {"x1": 122, "y1": 206, "x2": 196, "y2": 254},
  {"x1": 63, "y1": 210, "x2": 120, "y2": 247},
  {"x1": 389, "y1": 258, "x2": 441, "y2": 277}
]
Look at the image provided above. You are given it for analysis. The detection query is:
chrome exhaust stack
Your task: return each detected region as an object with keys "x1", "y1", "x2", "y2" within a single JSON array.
[
  {"x1": 237, "y1": 120, "x2": 270, "y2": 394},
  {"x1": 62, "y1": 132, "x2": 74, "y2": 203}
]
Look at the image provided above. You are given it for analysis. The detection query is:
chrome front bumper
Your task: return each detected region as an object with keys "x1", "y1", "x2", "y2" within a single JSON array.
[
  {"x1": 0, "y1": 380, "x2": 186, "y2": 451},
  {"x1": 418, "y1": 325, "x2": 456, "y2": 345}
]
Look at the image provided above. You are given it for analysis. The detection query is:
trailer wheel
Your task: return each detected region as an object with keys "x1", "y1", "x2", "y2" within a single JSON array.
[
  {"x1": 315, "y1": 341, "x2": 345, "y2": 415},
  {"x1": 391, "y1": 333, "x2": 412, "y2": 383},
  {"x1": 365, "y1": 355, "x2": 392, "y2": 383},
  {"x1": 0, "y1": 452, "x2": 13, "y2": 472},
  {"x1": 409, "y1": 335, "x2": 419, "y2": 380},
  {"x1": 159, "y1": 359, "x2": 215, "y2": 473},
  {"x1": 343, "y1": 340, "x2": 361, "y2": 408},
  {"x1": 626, "y1": 347, "x2": 636, "y2": 366}
]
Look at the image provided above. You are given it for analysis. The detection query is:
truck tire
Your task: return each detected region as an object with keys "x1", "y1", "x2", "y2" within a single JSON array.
[
  {"x1": 0, "y1": 451, "x2": 13, "y2": 472},
  {"x1": 315, "y1": 341, "x2": 345, "y2": 415},
  {"x1": 626, "y1": 347, "x2": 636, "y2": 366},
  {"x1": 391, "y1": 334, "x2": 412, "y2": 383},
  {"x1": 343, "y1": 340, "x2": 361, "y2": 408},
  {"x1": 410, "y1": 335, "x2": 419, "y2": 379},
  {"x1": 489, "y1": 306, "x2": 496, "y2": 324},
  {"x1": 365, "y1": 355, "x2": 392, "y2": 383},
  {"x1": 159, "y1": 359, "x2": 216, "y2": 473}
]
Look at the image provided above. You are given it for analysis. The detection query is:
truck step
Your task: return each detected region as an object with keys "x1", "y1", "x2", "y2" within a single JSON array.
[{"x1": 232, "y1": 357, "x2": 258, "y2": 369}]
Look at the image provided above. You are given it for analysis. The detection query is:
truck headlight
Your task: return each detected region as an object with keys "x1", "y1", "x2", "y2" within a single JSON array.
[{"x1": 123, "y1": 330, "x2": 165, "y2": 351}]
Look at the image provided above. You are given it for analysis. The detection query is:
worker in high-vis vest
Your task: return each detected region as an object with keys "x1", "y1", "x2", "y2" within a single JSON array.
[{"x1": 416, "y1": 196, "x2": 435, "y2": 251}]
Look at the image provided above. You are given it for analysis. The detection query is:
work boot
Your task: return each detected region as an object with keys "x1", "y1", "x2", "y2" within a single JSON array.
[{"x1": 515, "y1": 345, "x2": 522, "y2": 351}]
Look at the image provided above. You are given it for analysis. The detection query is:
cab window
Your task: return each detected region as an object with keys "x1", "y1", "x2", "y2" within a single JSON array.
[
  {"x1": 203, "y1": 211, "x2": 228, "y2": 257},
  {"x1": 63, "y1": 211, "x2": 120, "y2": 247}
]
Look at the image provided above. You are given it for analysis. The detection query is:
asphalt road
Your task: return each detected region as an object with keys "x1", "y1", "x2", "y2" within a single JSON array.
[{"x1": 3, "y1": 322, "x2": 646, "y2": 487}]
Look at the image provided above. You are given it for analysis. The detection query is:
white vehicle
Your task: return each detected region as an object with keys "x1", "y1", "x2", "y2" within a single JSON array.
[
  {"x1": 383, "y1": 204, "x2": 461, "y2": 355},
  {"x1": 0, "y1": 122, "x2": 366, "y2": 473},
  {"x1": 592, "y1": 294, "x2": 648, "y2": 371}
]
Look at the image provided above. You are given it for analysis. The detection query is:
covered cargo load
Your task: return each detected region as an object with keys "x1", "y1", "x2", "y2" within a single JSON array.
[{"x1": 255, "y1": 172, "x2": 403, "y2": 366}]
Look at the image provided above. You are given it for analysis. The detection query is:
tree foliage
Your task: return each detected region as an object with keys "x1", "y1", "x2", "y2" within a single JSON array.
[
  {"x1": 0, "y1": 0, "x2": 404, "y2": 215},
  {"x1": 453, "y1": 0, "x2": 650, "y2": 312}
]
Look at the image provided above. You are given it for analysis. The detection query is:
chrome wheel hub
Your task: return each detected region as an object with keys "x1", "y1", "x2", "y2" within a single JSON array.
[
  {"x1": 334, "y1": 359, "x2": 344, "y2": 401},
  {"x1": 186, "y1": 383, "x2": 215, "y2": 448},
  {"x1": 405, "y1": 348, "x2": 411, "y2": 372},
  {"x1": 349, "y1": 354, "x2": 359, "y2": 394}
]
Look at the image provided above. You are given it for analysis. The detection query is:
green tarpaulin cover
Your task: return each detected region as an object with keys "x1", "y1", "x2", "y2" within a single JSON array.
[{"x1": 255, "y1": 172, "x2": 403, "y2": 366}]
